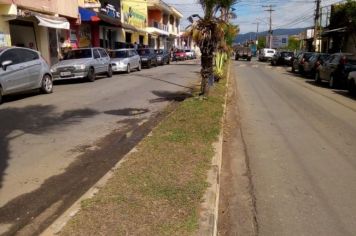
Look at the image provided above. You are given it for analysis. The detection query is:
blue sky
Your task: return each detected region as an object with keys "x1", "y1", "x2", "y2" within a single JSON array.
[{"x1": 165, "y1": 0, "x2": 343, "y2": 33}]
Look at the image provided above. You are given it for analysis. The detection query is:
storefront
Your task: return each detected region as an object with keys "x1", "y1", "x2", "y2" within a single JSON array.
[
  {"x1": 0, "y1": 3, "x2": 17, "y2": 47},
  {"x1": 7, "y1": 9, "x2": 70, "y2": 65},
  {"x1": 121, "y1": 0, "x2": 148, "y2": 46}
]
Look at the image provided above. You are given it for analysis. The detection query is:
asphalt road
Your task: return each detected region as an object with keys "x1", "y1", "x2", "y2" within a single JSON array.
[
  {"x1": 0, "y1": 60, "x2": 199, "y2": 235},
  {"x1": 232, "y1": 59, "x2": 356, "y2": 235}
]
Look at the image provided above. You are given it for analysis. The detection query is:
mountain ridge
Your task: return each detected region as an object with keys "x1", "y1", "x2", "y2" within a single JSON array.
[{"x1": 235, "y1": 28, "x2": 306, "y2": 43}]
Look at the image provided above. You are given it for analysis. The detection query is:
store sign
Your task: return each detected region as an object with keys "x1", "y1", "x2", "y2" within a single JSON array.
[
  {"x1": 100, "y1": 0, "x2": 120, "y2": 19},
  {"x1": 122, "y1": 2, "x2": 147, "y2": 29},
  {"x1": 267, "y1": 35, "x2": 289, "y2": 48},
  {"x1": 84, "y1": 0, "x2": 101, "y2": 8}
]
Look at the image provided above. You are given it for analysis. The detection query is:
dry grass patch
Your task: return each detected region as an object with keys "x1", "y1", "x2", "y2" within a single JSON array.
[{"x1": 60, "y1": 78, "x2": 227, "y2": 236}]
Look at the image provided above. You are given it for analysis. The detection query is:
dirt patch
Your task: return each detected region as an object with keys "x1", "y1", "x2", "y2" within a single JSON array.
[{"x1": 217, "y1": 71, "x2": 258, "y2": 235}]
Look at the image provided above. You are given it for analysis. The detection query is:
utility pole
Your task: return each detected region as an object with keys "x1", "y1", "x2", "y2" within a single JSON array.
[
  {"x1": 262, "y1": 5, "x2": 275, "y2": 48},
  {"x1": 253, "y1": 22, "x2": 260, "y2": 43},
  {"x1": 314, "y1": 0, "x2": 321, "y2": 52}
]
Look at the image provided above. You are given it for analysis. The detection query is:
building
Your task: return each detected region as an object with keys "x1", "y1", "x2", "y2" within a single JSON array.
[
  {"x1": 0, "y1": 0, "x2": 79, "y2": 65},
  {"x1": 147, "y1": 0, "x2": 182, "y2": 49}
]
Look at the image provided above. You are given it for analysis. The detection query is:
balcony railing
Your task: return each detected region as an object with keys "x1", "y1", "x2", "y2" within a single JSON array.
[{"x1": 149, "y1": 20, "x2": 168, "y2": 32}]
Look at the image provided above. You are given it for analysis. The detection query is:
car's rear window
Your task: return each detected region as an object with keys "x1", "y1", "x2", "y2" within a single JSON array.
[
  {"x1": 281, "y1": 52, "x2": 293, "y2": 57},
  {"x1": 63, "y1": 49, "x2": 92, "y2": 60},
  {"x1": 267, "y1": 50, "x2": 274, "y2": 53},
  {"x1": 109, "y1": 51, "x2": 129, "y2": 58}
]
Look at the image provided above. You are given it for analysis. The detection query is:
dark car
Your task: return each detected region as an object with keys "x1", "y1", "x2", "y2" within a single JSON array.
[
  {"x1": 315, "y1": 53, "x2": 356, "y2": 88},
  {"x1": 155, "y1": 49, "x2": 170, "y2": 65},
  {"x1": 173, "y1": 49, "x2": 187, "y2": 61},
  {"x1": 302, "y1": 53, "x2": 330, "y2": 77},
  {"x1": 291, "y1": 52, "x2": 314, "y2": 74},
  {"x1": 271, "y1": 51, "x2": 294, "y2": 66},
  {"x1": 137, "y1": 48, "x2": 157, "y2": 68},
  {"x1": 235, "y1": 47, "x2": 252, "y2": 61}
]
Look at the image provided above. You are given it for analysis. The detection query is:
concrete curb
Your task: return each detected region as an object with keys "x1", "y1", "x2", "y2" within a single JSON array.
[{"x1": 198, "y1": 62, "x2": 231, "y2": 236}]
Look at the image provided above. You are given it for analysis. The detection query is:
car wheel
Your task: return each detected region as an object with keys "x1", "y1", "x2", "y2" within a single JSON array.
[
  {"x1": 0, "y1": 87, "x2": 3, "y2": 104},
  {"x1": 107, "y1": 65, "x2": 113, "y2": 78},
  {"x1": 291, "y1": 65, "x2": 295, "y2": 73},
  {"x1": 138, "y1": 62, "x2": 142, "y2": 71},
  {"x1": 87, "y1": 67, "x2": 96, "y2": 82},
  {"x1": 348, "y1": 79, "x2": 356, "y2": 95},
  {"x1": 41, "y1": 74, "x2": 53, "y2": 94},
  {"x1": 127, "y1": 64, "x2": 131, "y2": 74},
  {"x1": 329, "y1": 75, "x2": 336, "y2": 88},
  {"x1": 147, "y1": 61, "x2": 152, "y2": 69},
  {"x1": 167, "y1": 59, "x2": 170, "y2": 65},
  {"x1": 314, "y1": 72, "x2": 321, "y2": 84}
]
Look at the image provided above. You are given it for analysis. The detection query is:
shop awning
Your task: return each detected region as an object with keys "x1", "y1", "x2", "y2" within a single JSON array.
[
  {"x1": 79, "y1": 7, "x2": 99, "y2": 22},
  {"x1": 35, "y1": 14, "x2": 70, "y2": 30}
]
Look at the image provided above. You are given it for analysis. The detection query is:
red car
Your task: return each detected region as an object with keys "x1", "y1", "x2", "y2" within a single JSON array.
[{"x1": 173, "y1": 50, "x2": 187, "y2": 61}]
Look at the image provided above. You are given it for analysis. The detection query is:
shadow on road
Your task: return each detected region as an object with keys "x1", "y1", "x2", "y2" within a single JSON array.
[
  {"x1": 53, "y1": 75, "x2": 108, "y2": 86},
  {"x1": 332, "y1": 90, "x2": 356, "y2": 101},
  {"x1": 149, "y1": 90, "x2": 193, "y2": 103},
  {"x1": 0, "y1": 105, "x2": 99, "y2": 189},
  {"x1": 135, "y1": 74, "x2": 196, "y2": 90},
  {"x1": 104, "y1": 108, "x2": 149, "y2": 116}
]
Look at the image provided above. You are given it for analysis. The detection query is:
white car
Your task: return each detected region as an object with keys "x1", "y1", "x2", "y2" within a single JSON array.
[
  {"x1": 259, "y1": 48, "x2": 276, "y2": 61},
  {"x1": 109, "y1": 49, "x2": 141, "y2": 73}
]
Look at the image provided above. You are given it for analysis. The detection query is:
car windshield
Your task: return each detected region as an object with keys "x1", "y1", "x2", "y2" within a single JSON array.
[
  {"x1": 63, "y1": 49, "x2": 92, "y2": 60},
  {"x1": 110, "y1": 51, "x2": 128, "y2": 58},
  {"x1": 138, "y1": 49, "x2": 151, "y2": 55},
  {"x1": 155, "y1": 50, "x2": 164, "y2": 54},
  {"x1": 304, "y1": 53, "x2": 313, "y2": 60}
]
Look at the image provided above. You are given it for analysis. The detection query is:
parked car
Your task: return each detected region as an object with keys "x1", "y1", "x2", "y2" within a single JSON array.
[
  {"x1": 0, "y1": 47, "x2": 53, "y2": 103},
  {"x1": 258, "y1": 48, "x2": 276, "y2": 61},
  {"x1": 291, "y1": 52, "x2": 314, "y2": 73},
  {"x1": 235, "y1": 47, "x2": 252, "y2": 61},
  {"x1": 185, "y1": 49, "x2": 196, "y2": 59},
  {"x1": 173, "y1": 49, "x2": 187, "y2": 61},
  {"x1": 109, "y1": 48, "x2": 141, "y2": 73},
  {"x1": 137, "y1": 48, "x2": 157, "y2": 68},
  {"x1": 271, "y1": 51, "x2": 294, "y2": 66},
  {"x1": 315, "y1": 53, "x2": 356, "y2": 88},
  {"x1": 348, "y1": 71, "x2": 356, "y2": 95},
  {"x1": 155, "y1": 49, "x2": 171, "y2": 65},
  {"x1": 51, "y1": 47, "x2": 112, "y2": 82},
  {"x1": 302, "y1": 53, "x2": 330, "y2": 77}
]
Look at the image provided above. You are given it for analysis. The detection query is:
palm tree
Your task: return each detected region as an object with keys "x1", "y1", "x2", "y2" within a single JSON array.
[{"x1": 187, "y1": 0, "x2": 238, "y2": 95}]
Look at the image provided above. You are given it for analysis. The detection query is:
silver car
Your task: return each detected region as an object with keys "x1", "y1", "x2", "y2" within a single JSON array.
[
  {"x1": 51, "y1": 47, "x2": 112, "y2": 82},
  {"x1": 0, "y1": 47, "x2": 53, "y2": 104},
  {"x1": 109, "y1": 49, "x2": 141, "y2": 73}
]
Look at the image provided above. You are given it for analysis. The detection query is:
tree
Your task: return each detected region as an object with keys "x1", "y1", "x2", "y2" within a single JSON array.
[{"x1": 187, "y1": 0, "x2": 238, "y2": 95}]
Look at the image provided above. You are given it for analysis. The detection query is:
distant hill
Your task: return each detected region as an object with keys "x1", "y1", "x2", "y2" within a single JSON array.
[{"x1": 235, "y1": 28, "x2": 306, "y2": 44}]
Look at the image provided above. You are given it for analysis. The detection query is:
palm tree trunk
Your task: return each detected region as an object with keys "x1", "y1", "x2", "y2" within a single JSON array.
[{"x1": 200, "y1": 53, "x2": 214, "y2": 95}]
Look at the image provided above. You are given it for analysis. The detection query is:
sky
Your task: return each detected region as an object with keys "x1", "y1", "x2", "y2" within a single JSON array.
[{"x1": 165, "y1": 0, "x2": 344, "y2": 34}]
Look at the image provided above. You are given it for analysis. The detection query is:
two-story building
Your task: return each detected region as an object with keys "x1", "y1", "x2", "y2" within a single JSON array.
[
  {"x1": 0, "y1": 0, "x2": 79, "y2": 64},
  {"x1": 147, "y1": 0, "x2": 182, "y2": 50}
]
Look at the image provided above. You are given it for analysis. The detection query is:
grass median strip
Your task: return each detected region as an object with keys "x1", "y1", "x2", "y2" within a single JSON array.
[{"x1": 60, "y1": 77, "x2": 227, "y2": 236}]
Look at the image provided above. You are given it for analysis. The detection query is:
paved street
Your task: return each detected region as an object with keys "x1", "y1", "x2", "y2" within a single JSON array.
[
  {"x1": 0, "y1": 61, "x2": 199, "y2": 235},
  {"x1": 224, "y1": 59, "x2": 356, "y2": 235}
]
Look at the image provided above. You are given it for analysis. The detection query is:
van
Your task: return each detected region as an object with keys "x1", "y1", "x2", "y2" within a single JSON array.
[{"x1": 259, "y1": 48, "x2": 276, "y2": 61}]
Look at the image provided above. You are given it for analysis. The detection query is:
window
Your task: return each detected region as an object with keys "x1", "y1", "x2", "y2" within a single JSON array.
[
  {"x1": 21, "y1": 49, "x2": 39, "y2": 62},
  {"x1": 93, "y1": 49, "x2": 100, "y2": 59},
  {"x1": 331, "y1": 56, "x2": 340, "y2": 64},
  {"x1": 63, "y1": 49, "x2": 92, "y2": 60},
  {"x1": 99, "y1": 49, "x2": 108, "y2": 58},
  {"x1": 0, "y1": 49, "x2": 22, "y2": 65}
]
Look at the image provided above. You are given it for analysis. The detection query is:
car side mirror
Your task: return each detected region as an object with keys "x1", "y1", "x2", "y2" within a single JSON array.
[{"x1": 1, "y1": 60, "x2": 13, "y2": 71}]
